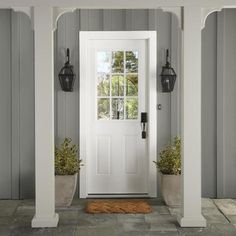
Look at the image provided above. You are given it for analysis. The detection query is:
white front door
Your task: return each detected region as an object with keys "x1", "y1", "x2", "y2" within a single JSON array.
[{"x1": 80, "y1": 32, "x2": 157, "y2": 198}]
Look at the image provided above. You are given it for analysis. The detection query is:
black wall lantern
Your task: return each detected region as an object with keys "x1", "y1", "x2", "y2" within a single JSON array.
[
  {"x1": 58, "y1": 48, "x2": 75, "y2": 92},
  {"x1": 160, "y1": 49, "x2": 177, "y2": 93}
]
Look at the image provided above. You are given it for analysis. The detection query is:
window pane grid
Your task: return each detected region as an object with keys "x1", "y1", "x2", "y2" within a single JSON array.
[{"x1": 97, "y1": 50, "x2": 139, "y2": 120}]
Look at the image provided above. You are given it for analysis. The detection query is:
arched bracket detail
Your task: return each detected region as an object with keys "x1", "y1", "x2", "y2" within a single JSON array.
[
  {"x1": 161, "y1": 7, "x2": 182, "y2": 29},
  {"x1": 12, "y1": 7, "x2": 34, "y2": 29},
  {"x1": 201, "y1": 7, "x2": 223, "y2": 30},
  {"x1": 53, "y1": 7, "x2": 77, "y2": 31}
]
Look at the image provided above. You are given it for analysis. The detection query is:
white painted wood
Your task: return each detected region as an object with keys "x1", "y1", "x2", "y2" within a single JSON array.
[
  {"x1": 88, "y1": 39, "x2": 146, "y2": 195},
  {"x1": 0, "y1": 0, "x2": 235, "y2": 9},
  {"x1": 201, "y1": 7, "x2": 223, "y2": 29},
  {"x1": 177, "y1": 6, "x2": 206, "y2": 227},
  {"x1": 161, "y1": 7, "x2": 182, "y2": 28},
  {"x1": 31, "y1": 6, "x2": 58, "y2": 228},
  {"x1": 80, "y1": 31, "x2": 157, "y2": 197}
]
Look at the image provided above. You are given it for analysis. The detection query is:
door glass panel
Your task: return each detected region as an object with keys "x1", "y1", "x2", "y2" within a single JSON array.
[
  {"x1": 112, "y1": 98, "x2": 124, "y2": 120},
  {"x1": 112, "y1": 51, "x2": 124, "y2": 73},
  {"x1": 111, "y1": 75, "x2": 124, "y2": 96},
  {"x1": 126, "y1": 51, "x2": 138, "y2": 73},
  {"x1": 97, "y1": 50, "x2": 139, "y2": 120},
  {"x1": 97, "y1": 51, "x2": 110, "y2": 73},
  {"x1": 126, "y1": 74, "x2": 138, "y2": 96},
  {"x1": 98, "y1": 98, "x2": 110, "y2": 120},
  {"x1": 97, "y1": 73, "x2": 110, "y2": 96},
  {"x1": 126, "y1": 98, "x2": 138, "y2": 120}
]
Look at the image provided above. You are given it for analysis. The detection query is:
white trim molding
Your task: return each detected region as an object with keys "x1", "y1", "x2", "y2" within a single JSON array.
[
  {"x1": 161, "y1": 7, "x2": 182, "y2": 29},
  {"x1": 1, "y1": 0, "x2": 236, "y2": 8},
  {"x1": 201, "y1": 7, "x2": 223, "y2": 29},
  {"x1": 11, "y1": 7, "x2": 34, "y2": 29},
  {"x1": 53, "y1": 7, "x2": 77, "y2": 31}
]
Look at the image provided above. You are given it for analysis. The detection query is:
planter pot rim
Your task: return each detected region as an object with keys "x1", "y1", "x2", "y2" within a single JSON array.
[{"x1": 55, "y1": 173, "x2": 78, "y2": 176}]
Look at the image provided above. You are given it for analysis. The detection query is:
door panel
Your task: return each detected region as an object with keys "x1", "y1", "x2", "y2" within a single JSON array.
[{"x1": 87, "y1": 39, "x2": 148, "y2": 195}]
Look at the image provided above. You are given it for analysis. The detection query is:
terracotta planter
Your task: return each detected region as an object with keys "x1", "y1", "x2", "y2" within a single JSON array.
[
  {"x1": 161, "y1": 174, "x2": 181, "y2": 207},
  {"x1": 55, "y1": 173, "x2": 78, "y2": 207}
]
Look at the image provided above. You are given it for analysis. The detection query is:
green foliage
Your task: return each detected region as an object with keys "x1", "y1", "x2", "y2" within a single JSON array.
[
  {"x1": 154, "y1": 137, "x2": 181, "y2": 175},
  {"x1": 55, "y1": 138, "x2": 83, "y2": 175}
]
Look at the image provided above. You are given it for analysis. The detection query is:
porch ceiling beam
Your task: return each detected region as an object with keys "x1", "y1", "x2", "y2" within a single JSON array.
[{"x1": 0, "y1": 0, "x2": 236, "y2": 8}]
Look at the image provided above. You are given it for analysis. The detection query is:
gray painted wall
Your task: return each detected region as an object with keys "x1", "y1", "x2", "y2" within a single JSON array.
[
  {"x1": 0, "y1": 10, "x2": 34, "y2": 199},
  {"x1": 0, "y1": 9, "x2": 234, "y2": 199},
  {"x1": 217, "y1": 9, "x2": 236, "y2": 198},
  {"x1": 202, "y1": 13, "x2": 217, "y2": 198}
]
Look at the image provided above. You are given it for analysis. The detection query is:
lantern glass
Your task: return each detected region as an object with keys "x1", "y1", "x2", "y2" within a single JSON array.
[
  {"x1": 58, "y1": 48, "x2": 76, "y2": 92},
  {"x1": 160, "y1": 49, "x2": 177, "y2": 93}
]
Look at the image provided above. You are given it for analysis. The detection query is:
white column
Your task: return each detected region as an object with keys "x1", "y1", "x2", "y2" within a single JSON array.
[
  {"x1": 177, "y1": 6, "x2": 206, "y2": 228},
  {"x1": 31, "y1": 6, "x2": 59, "y2": 228}
]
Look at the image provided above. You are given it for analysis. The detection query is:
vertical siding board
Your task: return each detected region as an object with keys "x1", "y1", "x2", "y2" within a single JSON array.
[
  {"x1": 201, "y1": 13, "x2": 217, "y2": 198},
  {"x1": 156, "y1": 10, "x2": 172, "y2": 157},
  {"x1": 64, "y1": 13, "x2": 79, "y2": 145},
  {"x1": 170, "y1": 14, "x2": 181, "y2": 139},
  {"x1": 19, "y1": 13, "x2": 35, "y2": 199},
  {"x1": 11, "y1": 11, "x2": 20, "y2": 199},
  {"x1": 103, "y1": 10, "x2": 112, "y2": 30},
  {"x1": 0, "y1": 10, "x2": 12, "y2": 199},
  {"x1": 217, "y1": 10, "x2": 225, "y2": 198},
  {"x1": 217, "y1": 9, "x2": 236, "y2": 198},
  {"x1": 56, "y1": 15, "x2": 66, "y2": 144}
]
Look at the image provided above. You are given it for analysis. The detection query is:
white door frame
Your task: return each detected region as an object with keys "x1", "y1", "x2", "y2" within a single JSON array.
[{"x1": 79, "y1": 31, "x2": 157, "y2": 198}]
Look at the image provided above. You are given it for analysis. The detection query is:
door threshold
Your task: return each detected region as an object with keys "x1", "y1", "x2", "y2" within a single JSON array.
[{"x1": 87, "y1": 194, "x2": 150, "y2": 198}]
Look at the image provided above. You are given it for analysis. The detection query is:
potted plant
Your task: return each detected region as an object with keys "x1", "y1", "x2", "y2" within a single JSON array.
[
  {"x1": 55, "y1": 138, "x2": 83, "y2": 207},
  {"x1": 154, "y1": 137, "x2": 181, "y2": 207}
]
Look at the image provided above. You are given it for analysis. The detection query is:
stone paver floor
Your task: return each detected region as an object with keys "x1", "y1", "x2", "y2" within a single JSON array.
[{"x1": 0, "y1": 198, "x2": 236, "y2": 236}]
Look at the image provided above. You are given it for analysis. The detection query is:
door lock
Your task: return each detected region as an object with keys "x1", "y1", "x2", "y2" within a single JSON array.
[{"x1": 141, "y1": 112, "x2": 148, "y2": 139}]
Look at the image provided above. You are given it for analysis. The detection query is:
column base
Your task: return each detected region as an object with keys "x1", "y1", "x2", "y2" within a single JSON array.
[
  {"x1": 31, "y1": 213, "x2": 59, "y2": 228},
  {"x1": 177, "y1": 214, "x2": 206, "y2": 228}
]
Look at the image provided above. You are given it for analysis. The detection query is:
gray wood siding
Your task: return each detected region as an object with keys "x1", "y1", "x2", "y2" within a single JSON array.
[
  {"x1": 0, "y1": 9, "x2": 230, "y2": 199},
  {"x1": 217, "y1": 9, "x2": 236, "y2": 198},
  {"x1": 0, "y1": 10, "x2": 34, "y2": 199},
  {"x1": 202, "y1": 13, "x2": 217, "y2": 197},
  {"x1": 0, "y1": 10, "x2": 12, "y2": 199}
]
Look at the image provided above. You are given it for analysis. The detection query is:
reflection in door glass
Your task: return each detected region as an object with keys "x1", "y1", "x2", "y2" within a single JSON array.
[
  {"x1": 112, "y1": 98, "x2": 124, "y2": 120},
  {"x1": 97, "y1": 51, "x2": 110, "y2": 73},
  {"x1": 126, "y1": 98, "x2": 138, "y2": 120},
  {"x1": 97, "y1": 98, "x2": 110, "y2": 120},
  {"x1": 126, "y1": 74, "x2": 138, "y2": 96},
  {"x1": 97, "y1": 50, "x2": 139, "y2": 120},
  {"x1": 97, "y1": 73, "x2": 110, "y2": 96},
  {"x1": 111, "y1": 75, "x2": 124, "y2": 96},
  {"x1": 112, "y1": 51, "x2": 124, "y2": 73},
  {"x1": 126, "y1": 51, "x2": 138, "y2": 73}
]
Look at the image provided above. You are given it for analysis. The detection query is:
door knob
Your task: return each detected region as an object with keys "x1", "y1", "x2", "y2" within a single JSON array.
[{"x1": 141, "y1": 112, "x2": 148, "y2": 139}]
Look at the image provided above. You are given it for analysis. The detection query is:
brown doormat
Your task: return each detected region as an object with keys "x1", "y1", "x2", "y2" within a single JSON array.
[{"x1": 85, "y1": 200, "x2": 152, "y2": 214}]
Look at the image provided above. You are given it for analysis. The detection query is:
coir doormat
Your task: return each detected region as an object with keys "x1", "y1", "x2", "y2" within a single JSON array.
[{"x1": 85, "y1": 200, "x2": 152, "y2": 214}]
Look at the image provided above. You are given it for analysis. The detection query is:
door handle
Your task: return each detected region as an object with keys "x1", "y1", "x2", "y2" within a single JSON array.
[{"x1": 141, "y1": 112, "x2": 148, "y2": 139}]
